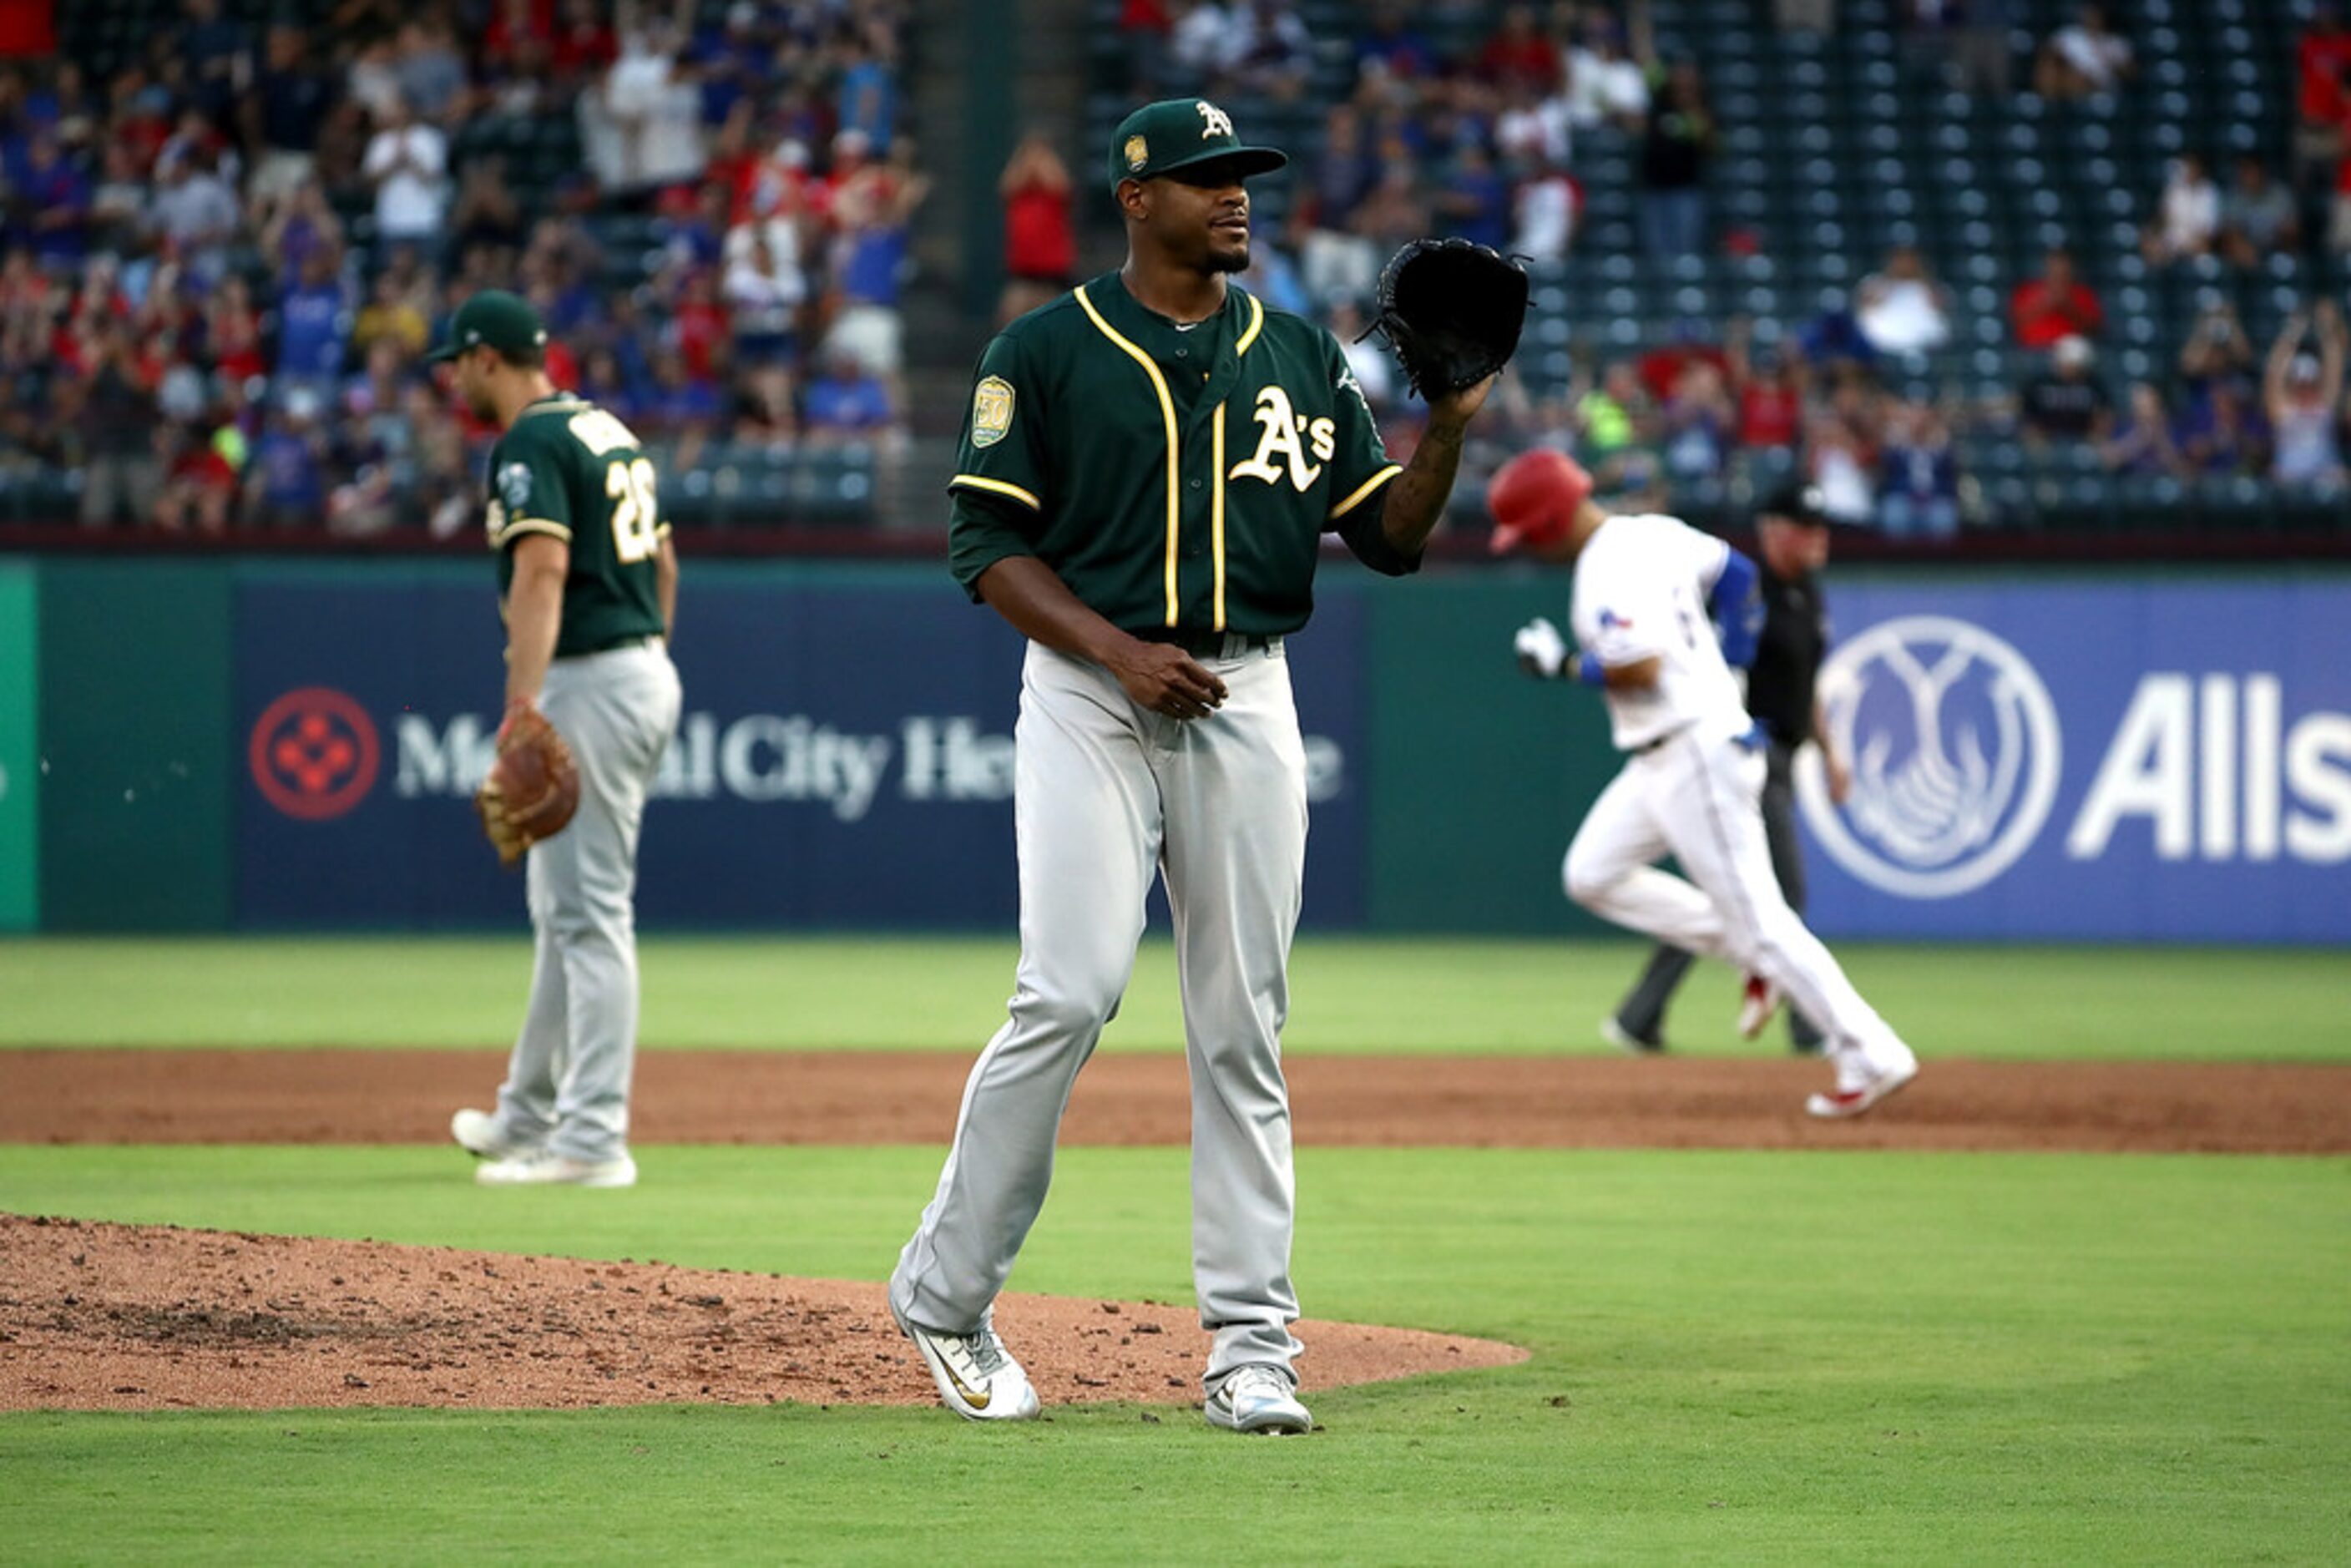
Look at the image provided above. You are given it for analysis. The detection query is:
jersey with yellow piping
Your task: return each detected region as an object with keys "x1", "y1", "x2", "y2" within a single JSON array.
[
  {"x1": 946, "y1": 273, "x2": 1407, "y2": 635},
  {"x1": 485, "y1": 392, "x2": 669, "y2": 658}
]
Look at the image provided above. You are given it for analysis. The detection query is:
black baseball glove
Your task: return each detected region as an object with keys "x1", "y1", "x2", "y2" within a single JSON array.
[{"x1": 1364, "y1": 238, "x2": 1531, "y2": 398}]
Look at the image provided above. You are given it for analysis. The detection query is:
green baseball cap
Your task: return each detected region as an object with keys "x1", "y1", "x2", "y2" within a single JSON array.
[
  {"x1": 425, "y1": 289, "x2": 550, "y2": 363},
  {"x1": 1107, "y1": 98, "x2": 1287, "y2": 194}
]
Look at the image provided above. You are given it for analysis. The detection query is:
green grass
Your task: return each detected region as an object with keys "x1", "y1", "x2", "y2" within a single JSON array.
[
  {"x1": 1, "y1": 1144, "x2": 2344, "y2": 1564},
  {"x1": 3, "y1": 935, "x2": 2348, "y2": 1060}
]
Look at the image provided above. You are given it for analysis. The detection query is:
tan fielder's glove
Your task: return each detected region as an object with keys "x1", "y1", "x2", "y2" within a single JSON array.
[{"x1": 475, "y1": 700, "x2": 580, "y2": 867}]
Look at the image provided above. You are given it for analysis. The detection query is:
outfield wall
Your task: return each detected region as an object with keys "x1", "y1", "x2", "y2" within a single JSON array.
[{"x1": 3, "y1": 558, "x2": 2346, "y2": 941}]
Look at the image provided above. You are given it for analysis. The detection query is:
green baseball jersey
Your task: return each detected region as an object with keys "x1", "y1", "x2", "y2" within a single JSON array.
[
  {"x1": 947, "y1": 273, "x2": 1413, "y2": 635},
  {"x1": 484, "y1": 392, "x2": 669, "y2": 658}
]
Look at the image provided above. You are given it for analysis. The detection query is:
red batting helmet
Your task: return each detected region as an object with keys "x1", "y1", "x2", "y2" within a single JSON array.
[{"x1": 1486, "y1": 448, "x2": 1594, "y2": 554}]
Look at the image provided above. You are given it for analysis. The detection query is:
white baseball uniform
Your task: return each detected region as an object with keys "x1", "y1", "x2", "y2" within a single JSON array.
[{"x1": 1560, "y1": 513, "x2": 1916, "y2": 1092}]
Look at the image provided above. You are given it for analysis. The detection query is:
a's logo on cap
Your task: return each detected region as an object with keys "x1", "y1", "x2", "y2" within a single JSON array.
[
  {"x1": 1124, "y1": 134, "x2": 1148, "y2": 171},
  {"x1": 1196, "y1": 101, "x2": 1234, "y2": 140}
]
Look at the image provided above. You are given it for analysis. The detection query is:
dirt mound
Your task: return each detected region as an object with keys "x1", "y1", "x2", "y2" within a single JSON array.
[
  {"x1": 0, "y1": 1215, "x2": 1524, "y2": 1414},
  {"x1": 3, "y1": 1050, "x2": 2347, "y2": 1153}
]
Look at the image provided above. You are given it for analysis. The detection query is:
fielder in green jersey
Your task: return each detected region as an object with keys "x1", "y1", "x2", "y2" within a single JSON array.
[
  {"x1": 892, "y1": 99, "x2": 1495, "y2": 1434},
  {"x1": 432, "y1": 290, "x2": 684, "y2": 1190}
]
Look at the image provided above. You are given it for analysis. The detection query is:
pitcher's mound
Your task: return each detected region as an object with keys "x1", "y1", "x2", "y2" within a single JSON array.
[{"x1": 0, "y1": 1215, "x2": 1524, "y2": 1413}]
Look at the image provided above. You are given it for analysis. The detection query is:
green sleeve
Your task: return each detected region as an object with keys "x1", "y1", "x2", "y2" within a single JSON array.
[
  {"x1": 1322, "y1": 331, "x2": 1403, "y2": 524},
  {"x1": 486, "y1": 427, "x2": 576, "y2": 551},
  {"x1": 947, "y1": 488, "x2": 1040, "y2": 602},
  {"x1": 945, "y1": 330, "x2": 1049, "y2": 597}
]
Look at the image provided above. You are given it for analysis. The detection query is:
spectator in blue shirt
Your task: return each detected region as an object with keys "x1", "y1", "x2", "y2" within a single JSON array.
[
  {"x1": 2174, "y1": 379, "x2": 2269, "y2": 476},
  {"x1": 275, "y1": 248, "x2": 351, "y2": 390},
  {"x1": 1434, "y1": 142, "x2": 1512, "y2": 251},
  {"x1": 181, "y1": 0, "x2": 252, "y2": 121},
  {"x1": 245, "y1": 387, "x2": 331, "y2": 529},
  {"x1": 802, "y1": 345, "x2": 893, "y2": 445},
  {"x1": 1877, "y1": 399, "x2": 1961, "y2": 539},
  {"x1": 693, "y1": 3, "x2": 769, "y2": 128},
  {"x1": 14, "y1": 134, "x2": 88, "y2": 265},
  {"x1": 837, "y1": 33, "x2": 897, "y2": 151}
]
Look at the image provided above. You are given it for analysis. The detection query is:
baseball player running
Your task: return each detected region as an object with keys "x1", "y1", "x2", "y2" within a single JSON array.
[
  {"x1": 435, "y1": 291, "x2": 683, "y2": 1188},
  {"x1": 1489, "y1": 449, "x2": 1917, "y2": 1119},
  {"x1": 891, "y1": 99, "x2": 1494, "y2": 1433},
  {"x1": 1608, "y1": 481, "x2": 1853, "y2": 1055}
]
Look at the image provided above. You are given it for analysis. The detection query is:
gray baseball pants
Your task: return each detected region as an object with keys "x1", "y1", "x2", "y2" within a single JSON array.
[
  {"x1": 493, "y1": 640, "x2": 681, "y2": 1163},
  {"x1": 1615, "y1": 740, "x2": 1824, "y2": 1050},
  {"x1": 892, "y1": 637, "x2": 1309, "y2": 1393}
]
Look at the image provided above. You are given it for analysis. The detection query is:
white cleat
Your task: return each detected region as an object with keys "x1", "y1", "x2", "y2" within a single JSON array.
[
  {"x1": 1737, "y1": 974, "x2": 1782, "y2": 1040},
  {"x1": 1807, "y1": 1053, "x2": 1920, "y2": 1120},
  {"x1": 450, "y1": 1107, "x2": 539, "y2": 1161},
  {"x1": 474, "y1": 1149, "x2": 638, "y2": 1187},
  {"x1": 892, "y1": 1302, "x2": 1042, "y2": 1422},
  {"x1": 1204, "y1": 1365, "x2": 1312, "y2": 1434}
]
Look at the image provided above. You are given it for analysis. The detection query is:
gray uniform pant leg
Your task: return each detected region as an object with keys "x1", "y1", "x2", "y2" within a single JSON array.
[
  {"x1": 496, "y1": 643, "x2": 681, "y2": 1162},
  {"x1": 1159, "y1": 645, "x2": 1307, "y2": 1389},
  {"x1": 1615, "y1": 741, "x2": 1822, "y2": 1050},
  {"x1": 893, "y1": 642, "x2": 1307, "y2": 1392},
  {"x1": 892, "y1": 644, "x2": 1160, "y2": 1336}
]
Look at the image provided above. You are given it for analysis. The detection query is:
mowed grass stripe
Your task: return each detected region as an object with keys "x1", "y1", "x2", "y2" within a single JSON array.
[{"x1": 3, "y1": 937, "x2": 2347, "y2": 1061}]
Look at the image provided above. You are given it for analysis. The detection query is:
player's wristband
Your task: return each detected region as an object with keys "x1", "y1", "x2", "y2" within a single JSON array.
[{"x1": 1572, "y1": 652, "x2": 1606, "y2": 687}]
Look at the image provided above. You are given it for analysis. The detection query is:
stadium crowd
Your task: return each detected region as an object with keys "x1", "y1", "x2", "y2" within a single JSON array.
[
  {"x1": 3, "y1": 0, "x2": 2348, "y2": 538},
  {"x1": 1, "y1": 0, "x2": 913, "y2": 534},
  {"x1": 1119, "y1": 0, "x2": 2351, "y2": 532}
]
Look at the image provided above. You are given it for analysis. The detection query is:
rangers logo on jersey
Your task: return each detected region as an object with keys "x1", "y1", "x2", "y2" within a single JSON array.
[{"x1": 971, "y1": 376, "x2": 1016, "y2": 448}]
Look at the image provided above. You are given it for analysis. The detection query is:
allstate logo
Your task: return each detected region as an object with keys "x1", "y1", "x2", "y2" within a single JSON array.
[{"x1": 1796, "y1": 616, "x2": 2062, "y2": 898}]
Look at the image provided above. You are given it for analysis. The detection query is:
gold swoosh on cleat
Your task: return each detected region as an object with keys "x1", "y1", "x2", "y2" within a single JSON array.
[{"x1": 943, "y1": 1367, "x2": 990, "y2": 1411}]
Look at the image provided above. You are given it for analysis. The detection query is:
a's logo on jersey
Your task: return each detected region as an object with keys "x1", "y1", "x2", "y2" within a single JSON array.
[
  {"x1": 1124, "y1": 134, "x2": 1149, "y2": 171},
  {"x1": 1228, "y1": 385, "x2": 1337, "y2": 493},
  {"x1": 971, "y1": 376, "x2": 1015, "y2": 448},
  {"x1": 1197, "y1": 101, "x2": 1234, "y2": 140},
  {"x1": 498, "y1": 462, "x2": 533, "y2": 511},
  {"x1": 1797, "y1": 615, "x2": 2062, "y2": 898}
]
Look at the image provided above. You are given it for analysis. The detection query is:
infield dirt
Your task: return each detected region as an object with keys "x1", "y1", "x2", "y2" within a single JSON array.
[
  {"x1": 5, "y1": 1049, "x2": 2347, "y2": 1153},
  {"x1": 0, "y1": 1215, "x2": 1522, "y2": 1414}
]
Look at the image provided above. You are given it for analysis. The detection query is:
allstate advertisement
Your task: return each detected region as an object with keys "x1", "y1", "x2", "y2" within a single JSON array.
[
  {"x1": 1790, "y1": 577, "x2": 2351, "y2": 941},
  {"x1": 234, "y1": 569, "x2": 1367, "y2": 929}
]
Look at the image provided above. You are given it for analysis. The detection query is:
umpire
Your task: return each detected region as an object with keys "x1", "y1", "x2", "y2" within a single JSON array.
[{"x1": 1604, "y1": 481, "x2": 1853, "y2": 1055}]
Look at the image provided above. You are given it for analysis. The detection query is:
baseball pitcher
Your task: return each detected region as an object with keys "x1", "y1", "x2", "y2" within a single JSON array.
[{"x1": 890, "y1": 99, "x2": 1499, "y2": 1434}]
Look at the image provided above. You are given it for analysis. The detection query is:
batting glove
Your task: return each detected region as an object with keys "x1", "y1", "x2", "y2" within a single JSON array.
[{"x1": 1514, "y1": 616, "x2": 1569, "y2": 679}]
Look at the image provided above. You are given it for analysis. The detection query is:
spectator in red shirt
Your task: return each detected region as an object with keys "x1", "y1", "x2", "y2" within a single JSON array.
[
  {"x1": 1480, "y1": 4, "x2": 1562, "y2": 94},
  {"x1": 999, "y1": 130, "x2": 1075, "y2": 326},
  {"x1": 1728, "y1": 322, "x2": 1805, "y2": 451},
  {"x1": 206, "y1": 276, "x2": 267, "y2": 385},
  {"x1": 549, "y1": 0, "x2": 619, "y2": 84},
  {"x1": 1638, "y1": 321, "x2": 1731, "y2": 404},
  {"x1": 1120, "y1": 0, "x2": 1176, "y2": 91},
  {"x1": 2297, "y1": 6, "x2": 2351, "y2": 187},
  {"x1": 2010, "y1": 247, "x2": 2104, "y2": 350}
]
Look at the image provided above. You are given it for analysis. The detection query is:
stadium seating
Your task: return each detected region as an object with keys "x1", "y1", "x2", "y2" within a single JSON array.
[{"x1": 1084, "y1": 0, "x2": 2349, "y2": 535}]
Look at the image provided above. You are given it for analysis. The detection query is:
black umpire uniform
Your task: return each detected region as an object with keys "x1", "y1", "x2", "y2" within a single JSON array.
[{"x1": 1610, "y1": 482, "x2": 1839, "y2": 1053}]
